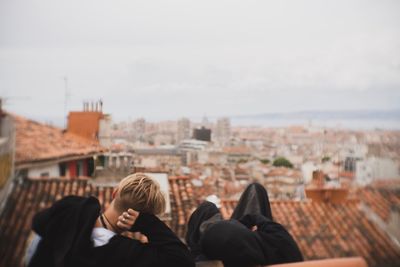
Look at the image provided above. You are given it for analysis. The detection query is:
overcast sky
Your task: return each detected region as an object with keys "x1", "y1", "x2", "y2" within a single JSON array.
[{"x1": 1, "y1": 0, "x2": 399, "y2": 123}]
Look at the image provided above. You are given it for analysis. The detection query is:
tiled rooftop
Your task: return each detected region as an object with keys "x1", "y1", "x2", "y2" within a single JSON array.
[
  {"x1": 222, "y1": 146, "x2": 251, "y2": 154},
  {"x1": 12, "y1": 114, "x2": 104, "y2": 165},
  {"x1": 0, "y1": 177, "x2": 399, "y2": 267},
  {"x1": 0, "y1": 177, "x2": 198, "y2": 267},
  {"x1": 360, "y1": 181, "x2": 400, "y2": 223},
  {"x1": 221, "y1": 199, "x2": 400, "y2": 267},
  {"x1": 266, "y1": 167, "x2": 302, "y2": 179}
]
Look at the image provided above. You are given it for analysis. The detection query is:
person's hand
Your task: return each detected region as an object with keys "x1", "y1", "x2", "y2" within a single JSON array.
[
  {"x1": 121, "y1": 231, "x2": 149, "y2": 243},
  {"x1": 133, "y1": 232, "x2": 149, "y2": 243},
  {"x1": 117, "y1": 209, "x2": 139, "y2": 231}
]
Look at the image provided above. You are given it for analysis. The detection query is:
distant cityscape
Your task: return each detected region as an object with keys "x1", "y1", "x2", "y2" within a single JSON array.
[
  {"x1": 4, "y1": 101, "x2": 399, "y2": 197},
  {"x1": 0, "y1": 100, "x2": 399, "y2": 266},
  {"x1": 100, "y1": 105, "x2": 400, "y2": 198},
  {"x1": 25, "y1": 109, "x2": 400, "y2": 131}
]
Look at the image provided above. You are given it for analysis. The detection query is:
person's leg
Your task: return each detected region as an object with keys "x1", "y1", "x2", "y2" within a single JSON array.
[
  {"x1": 186, "y1": 201, "x2": 222, "y2": 260},
  {"x1": 230, "y1": 182, "x2": 273, "y2": 220}
]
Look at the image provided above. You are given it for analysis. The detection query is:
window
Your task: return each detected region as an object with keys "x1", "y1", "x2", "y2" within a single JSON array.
[
  {"x1": 59, "y1": 163, "x2": 67, "y2": 176},
  {"x1": 40, "y1": 172, "x2": 49, "y2": 178},
  {"x1": 76, "y1": 161, "x2": 84, "y2": 177}
]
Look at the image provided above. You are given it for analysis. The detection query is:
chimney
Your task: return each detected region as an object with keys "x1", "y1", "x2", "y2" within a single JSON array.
[
  {"x1": 305, "y1": 187, "x2": 349, "y2": 204},
  {"x1": 305, "y1": 170, "x2": 349, "y2": 203},
  {"x1": 67, "y1": 100, "x2": 105, "y2": 142},
  {"x1": 312, "y1": 170, "x2": 325, "y2": 188}
]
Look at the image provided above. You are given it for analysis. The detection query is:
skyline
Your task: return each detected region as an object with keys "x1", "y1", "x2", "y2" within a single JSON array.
[
  {"x1": 5, "y1": 106, "x2": 400, "y2": 130},
  {"x1": 1, "y1": 0, "x2": 400, "y2": 122}
]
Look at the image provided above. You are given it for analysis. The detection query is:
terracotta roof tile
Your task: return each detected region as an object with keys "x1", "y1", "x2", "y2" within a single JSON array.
[
  {"x1": 12, "y1": 114, "x2": 104, "y2": 165},
  {"x1": 339, "y1": 172, "x2": 355, "y2": 179},
  {"x1": 219, "y1": 199, "x2": 400, "y2": 266},
  {"x1": 1, "y1": 178, "x2": 399, "y2": 267},
  {"x1": 360, "y1": 180, "x2": 400, "y2": 224},
  {"x1": 266, "y1": 167, "x2": 302, "y2": 178},
  {"x1": 222, "y1": 146, "x2": 251, "y2": 154}
]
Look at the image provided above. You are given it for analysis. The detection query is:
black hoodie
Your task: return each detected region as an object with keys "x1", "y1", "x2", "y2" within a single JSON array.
[
  {"x1": 186, "y1": 183, "x2": 303, "y2": 267},
  {"x1": 29, "y1": 196, "x2": 194, "y2": 267}
]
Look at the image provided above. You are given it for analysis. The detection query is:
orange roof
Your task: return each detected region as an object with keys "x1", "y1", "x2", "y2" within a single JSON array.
[
  {"x1": 234, "y1": 166, "x2": 248, "y2": 175},
  {"x1": 360, "y1": 180, "x2": 400, "y2": 224},
  {"x1": 220, "y1": 199, "x2": 400, "y2": 267},
  {"x1": 266, "y1": 167, "x2": 302, "y2": 178},
  {"x1": 0, "y1": 177, "x2": 197, "y2": 267},
  {"x1": 1, "y1": 178, "x2": 399, "y2": 267},
  {"x1": 223, "y1": 146, "x2": 251, "y2": 154},
  {"x1": 339, "y1": 172, "x2": 355, "y2": 179},
  {"x1": 13, "y1": 114, "x2": 104, "y2": 165},
  {"x1": 287, "y1": 126, "x2": 307, "y2": 134}
]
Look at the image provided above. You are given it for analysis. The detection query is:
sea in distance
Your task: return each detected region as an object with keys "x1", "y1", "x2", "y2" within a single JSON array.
[{"x1": 229, "y1": 110, "x2": 400, "y2": 130}]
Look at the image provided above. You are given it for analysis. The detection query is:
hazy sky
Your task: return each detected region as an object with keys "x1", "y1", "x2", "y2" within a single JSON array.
[{"x1": 1, "y1": 0, "x2": 399, "y2": 123}]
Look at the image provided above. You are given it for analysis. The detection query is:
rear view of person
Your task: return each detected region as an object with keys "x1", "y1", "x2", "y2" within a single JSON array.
[
  {"x1": 26, "y1": 173, "x2": 194, "y2": 267},
  {"x1": 186, "y1": 183, "x2": 303, "y2": 267}
]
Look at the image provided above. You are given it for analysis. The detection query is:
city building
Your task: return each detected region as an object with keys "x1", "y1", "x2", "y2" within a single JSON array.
[
  {"x1": 132, "y1": 118, "x2": 146, "y2": 142},
  {"x1": 197, "y1": 150, "x2": 227, "y2": 165},
  {"x1": 134, "y1": 147, "x2": 183, "y2": 173},
  {"x1": 193, "y1": 126, "x2": 211, "y2": 142},
  {"x1": 68, "y1": 100, "x2": 111, "y2": 144},
  {"x1": 94, "y1": 150, "x2": 135, "y2": 182},
  {"x1": 0, "y1": 104, "x2": 15, "y2": 209},
  {"x1": 263, "y1": 167, "x2": 304, "y2": 200},
  {"x1": 356, "y1": 157, "x2": 399, "y2": 186},
  {"x1": 176, "y1": 118, "x2": 191, "y2": 143},
  {"x1": 214, "y1": 117, "x2": 231, "y2": 146},
  {"x1": 13, "y1": 114, "x2": 104, "y2": 179},
  {"x1": 223, "y1": 146, "x2": 252, "y2": 164},
  {"x1": 179, "y1": 139, "x2": 209, "y2": 151}
]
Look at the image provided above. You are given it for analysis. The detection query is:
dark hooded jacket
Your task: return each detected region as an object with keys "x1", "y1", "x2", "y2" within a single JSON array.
[
  {"x1": 186, "y1": 183, "x2": 303, "y2": 267},
  {"x1": 28, "y1": 196, "x2": 194, "y2": 267}
]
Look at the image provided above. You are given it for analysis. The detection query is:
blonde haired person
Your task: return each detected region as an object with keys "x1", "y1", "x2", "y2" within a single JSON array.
[{"x1": 26, "y1": 173, "x2": 194, "y2": 267}]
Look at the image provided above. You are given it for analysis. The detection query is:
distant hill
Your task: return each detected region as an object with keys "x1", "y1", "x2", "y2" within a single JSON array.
[
  {"x1": 233, "y1": 110, "x2": 400, "y2": 120},
  {"x1": 230, "y1": 110, "x2": 400, "y2": 129}
]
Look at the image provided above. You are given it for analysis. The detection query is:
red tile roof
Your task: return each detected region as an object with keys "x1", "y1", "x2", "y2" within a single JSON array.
[
  {"x1": 12, "y1": 115, "x2": 104, "y2": 165},
  {"x1": 223, "y1": 146, "x2": 251, "y2": 154},
  {"x1": 0, "y1": 178, "x2": 399, "y2": 267},
  {"x1": 0, "y1": 177, "x2": 197, "y2": 267},
  {"x1": 360, "y1": 180, "x2": 400, "y2": 224},
  {"x1": 220, "y1": 199, "x2": 400, "y2": 267},
  {"x1": 339, "y1": 172, "x2": 355, "y2": 179},
  {"x1": 266, "y1": 167, "x2": 302, "y2": 178}
]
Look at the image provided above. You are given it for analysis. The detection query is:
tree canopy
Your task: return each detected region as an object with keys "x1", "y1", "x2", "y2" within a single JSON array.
[{"x1": 273, "y1": 157, "x2": 293, "y2": 168}]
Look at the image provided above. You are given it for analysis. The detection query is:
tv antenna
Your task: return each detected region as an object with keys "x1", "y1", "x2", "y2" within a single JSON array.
[{"x1": 63, "y1": 76, "x2": 71, "y2": 128}]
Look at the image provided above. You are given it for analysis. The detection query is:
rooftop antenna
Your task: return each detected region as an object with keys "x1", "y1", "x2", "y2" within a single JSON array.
[{"x1": 63, "y1": 76, "x2": 70, "y2": 129}]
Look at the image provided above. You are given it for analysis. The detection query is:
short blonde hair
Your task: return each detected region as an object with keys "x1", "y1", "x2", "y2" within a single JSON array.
[{"x1": 114, "y1": 173, "x2": 166, "y2": 215}]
